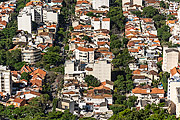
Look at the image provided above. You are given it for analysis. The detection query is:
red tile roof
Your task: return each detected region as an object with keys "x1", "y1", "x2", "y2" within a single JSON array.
[
  {"x1": 76, "y1": 47, "x2": 94, "y2": 52},
  {"x1": 132, "y1": 87, "x2": 164, "y2": 94}
]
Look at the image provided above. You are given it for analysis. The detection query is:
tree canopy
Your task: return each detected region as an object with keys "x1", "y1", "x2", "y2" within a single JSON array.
[{"x1": 84, "y1": 75, "x2": 101, "y2": 87}]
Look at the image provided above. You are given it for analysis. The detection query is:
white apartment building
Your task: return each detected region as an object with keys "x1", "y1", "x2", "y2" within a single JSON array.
[
  {"x1": 74, "y1": 47, "x2": 94, "y2": 63},
  {"x1": 168, "y1": 69, "x2": 180, "y2": 117},
  {"x1": 21, "y1": 6, "x2": 43, "y2": 23},
  {"x1": 0, "y1": 65, "x2": 12, "y2": 95},
  {"x1": 65, "y1": 59, "x2": 111, "y2": 82},
  {"x1": 21, "y1": 47, "x2": 41, "y2": 64},
  {"x1": 43, "y1": 9, "x2": 58, "y2": 23},
  {"x1": 91, "y1": 17, "x2": 110, "y2": 31},
  {"x1": 31, "y1": 6, "x2": 43, "y2": 23},
  {"x1": 92, "y1": 0, "x2": 109, "y2": 10},
  {"x1": 18, "y1": 12, "x2": 32, "y2": 33},
  {"x1": 102, "y1": 18, "x2": 110, "y2": 30},
  {"x1": 91, "y1": 18, "x2": 100, "y2": 30},
  {"x1": 91, "y1": 60, "x2": 111, "y2": 82},
  {"x1": 162, "y1": 46, "x2": 180, "y2": 73}
]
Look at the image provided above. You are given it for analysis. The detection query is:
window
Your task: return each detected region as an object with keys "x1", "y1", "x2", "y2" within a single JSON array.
[
  {"x1": 65, "y1": 106, "x2": 68, "y2": 109},
  {"x1": 177, "y1": 88, "x2": 180, "y2": 95}
]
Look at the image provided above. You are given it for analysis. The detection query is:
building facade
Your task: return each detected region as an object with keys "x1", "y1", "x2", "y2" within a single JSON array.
[
  {"x1": 0, "y1": 65, "x2": 12, "y2": 95},
  {"x1": 21, "y1": 47, "x2": 41, "y2": 64}
]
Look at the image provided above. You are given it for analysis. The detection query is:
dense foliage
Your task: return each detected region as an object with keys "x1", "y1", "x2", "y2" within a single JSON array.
[
  {"x1": 107, "y1": 0, "x2": 126, "y2": 33},
  {"x1": 109, "y1": 104, "x2": 176, "y2": 120},
  {"x1": 20, "y1": 72, "x2": 31, "y2": 81},
  {"x1": 84, "y1": 75, "x2": 101, "y2": 87}
]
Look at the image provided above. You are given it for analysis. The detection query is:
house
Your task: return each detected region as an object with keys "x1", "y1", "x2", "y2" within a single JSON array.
[
  {"x1": 162, "y1": 46, "x2": 180, "y2": 73},
  {"x1": 131, "y1": 86, "x2": 164, "y2": 100},
  {"x1": 11, "y1": 98, "x2": 26, "y2": 107},
  {"x1": 57, "y1": 98, "x2": 75, "y2": 113},
  {"x1": 20, "y1": 65, "x2": 34, "y2": 74}
]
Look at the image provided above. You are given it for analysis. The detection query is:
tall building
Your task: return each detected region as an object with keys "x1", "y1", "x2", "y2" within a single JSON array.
[
  {"x1": 162, "y1": 46, "x2": 180, "y2": 72},
  {"x1": 0, "y1": 65, "x2": 12, "y2": 95},
  {"x1": 21, "y1": 47, "x2": 41, "y2": 64},
  {"x1": 43, "y1": 9, "x2": 58, "y2": 23},
  {"x1": 168, "y1": 67, "x2": 180, "y2": 117},
  {"x1": 92, "y1": 59, "x2": 111, "y2": 82},
  {"x1": 18, "y1": 12, "x2": 32, "y2": 33}
]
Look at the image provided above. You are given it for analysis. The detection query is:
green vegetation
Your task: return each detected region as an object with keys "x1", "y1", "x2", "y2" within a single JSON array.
[
  {"x1": 153, "y1": 14, "x2": 166, "y2": 29},
  {"x1": 167, "y1": 14, "x2": 176, "y2": 20},
  {"x1": 109, "y1": 104, "x2": 175, "y2": 120},
  {"x1": 84, "y1": 75, "x2": 101, "y2": 87},
  {"x1": 0, "y1": 49, "x2": 22, "y2": 70},
  {"x1": 36, "y1": 46, "x2": 63, "y2": 72},
  {"x1": 0, "y1": 95, "x2": 77, "y2": 120},
  {"x1": 107, "y1": 0, "x2": 125, "y2": 33},
  {"x1": 86, "y1": 12, "x2": 96, "y2": 17},
  {"x1": 114, "y1": 74, "x2": 133, "y2": 93},
  {"x1": 160, "y1": 1, "x2": 169, "y2": 9},
  {"x1": 110, "y1": 95, "x2": 137, "y2": 113},
  {"x1": 20, "y1": 72, "x2": 31, "y2": 81},
  {"x1": 82, "y1": 36, "x2": 92, "y2": 42},
  {"x1": 159, "y1": 72, "x2": 170, "y2": 92},
  {"x1": 157, "y1": 25, "x2": 171, "y2": 42},
  {"x1": 142, "y1": 6, "x2": 159, "y2": 18},
  {"x1": 112, "y1": 49, "x2": 133, "y2": 68}
]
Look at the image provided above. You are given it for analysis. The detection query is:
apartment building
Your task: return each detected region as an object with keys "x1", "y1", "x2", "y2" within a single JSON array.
[
  {"x1": 21, "y1": 47, "x2": 41, "y2": 64},
  {"x1": 92, "y1": 0, "x2": 109, "y2": 10},
  {"x1": 43, "y1": 9, "x2": 58, "y2": 23},
  {"x1": 74, "y1": 47, "x2": 94, "y2": 63},
  {"x1": 0, "y1": 65, "x2": 12, "y2": 95},
  {"x1": 91, "y1": 59, "x2": 111, "y2": 82},
  {"x1": 18, "y1": 12, "x2": 32, "y2": 33},
  {"x1": 91, "y1": 17, "x2": 110, "y2": 31},
  {"x1": 162, "y1": 46, "x2": 180, "y2": 72},
  {"x1": 168, "y1": 67, "x2": 180, "y2": 117}
]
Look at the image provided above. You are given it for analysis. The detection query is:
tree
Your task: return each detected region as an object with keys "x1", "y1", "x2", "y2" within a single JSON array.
[
  {"x1": 107, "y1": 6, "x2": 126, "y2": 33},
  {"x1": 131, "y1": 10, "x2": 142, "y2": 17},
  {"x1": 86, "y1": 12, "x2": 96, "y2": 17},
  {"x1": 153, "y1": 14, "x2": 166, "y2": 29},
  {"x1": 14, "y1": 62, "x2": 26, "y2": 70},
  {"x1": 82, "y1": 36, "x2": 92, "y2": 42},
  {"x1": 42, "y1": 52, "x2": 62, "y2": 66},
  {"x1": 84, "y1": 75, "x2": 101, "y2": 87},
  {"x1": 142, "y1": 6, "x2": 158, "y2": 18},
  {"x1": 157, "y1": 25, "x2": 171, "y2": 41},
  {"x1": 160, "y1": 1, "x2": 166, "y2": 8},
  {"x1": 6, "y1": 49, "x2": 21, "y2": 68},
  {"x1": 167, "y1": 15, "x2": 176, "y2": 20},
  {"x1": 110, "y1": 104, "x2": 126, "y2": 114},
  {"x1": 79, "y1": 117, "x2": 96, "y2": 120},
  {"x1": 20, "y1": 72, "x2": 30, "y2": 81}
]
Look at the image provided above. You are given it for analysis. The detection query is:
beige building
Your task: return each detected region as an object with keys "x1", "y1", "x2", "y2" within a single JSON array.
[
  {"x1": 168, "y1": 79, "x2": 180, "y2": 117},
  {"x1": 162, "y1": 46, "x2": 180, "y2": 73},
  {"x1": 0, "y1": 65, "x2": 12, "y2": 95},
  {"x1": 92, "y1": 60, "x2": 111, "y2": 82},
  {"x1": 86, "y1": 59, "x2": 111, "y2": 82},
  {"x1": 21, "y1": 47, "x2": 41, "y2": 64},
  {"x1": 122, "y1": 0, "x2": 142, "y2": 7},
  {"x1": 168, "y1": 67, "x2": 180, "y2": 117}
]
